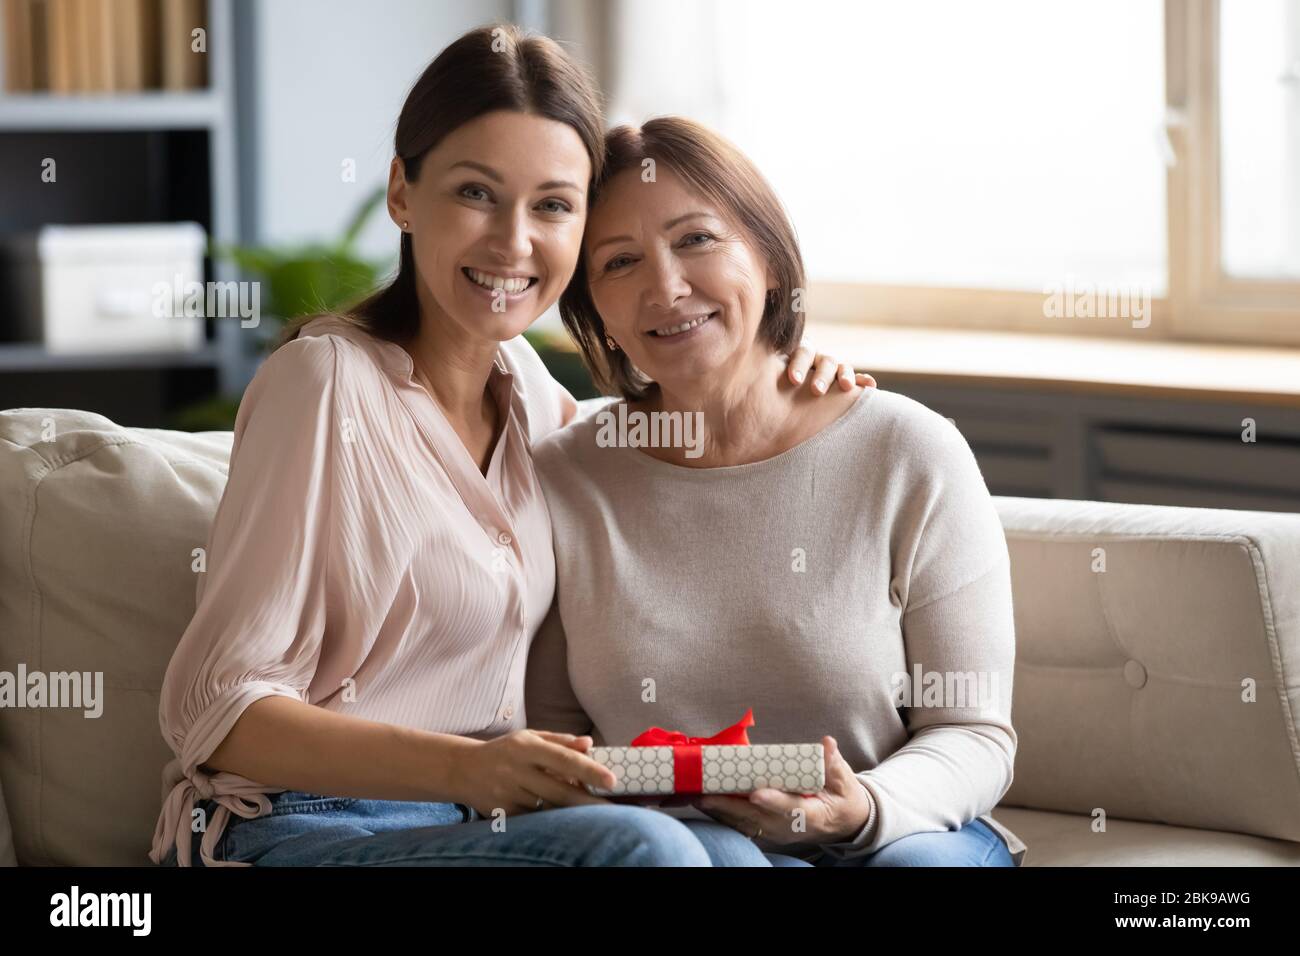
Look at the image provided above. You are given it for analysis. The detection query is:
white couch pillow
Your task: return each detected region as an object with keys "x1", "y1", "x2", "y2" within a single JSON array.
[{"x1": 0, "y1": 408, "x2": 232, "y2": 865}]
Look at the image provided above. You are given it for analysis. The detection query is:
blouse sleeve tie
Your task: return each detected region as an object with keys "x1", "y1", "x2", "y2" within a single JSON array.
[{"x1": 150, "y1": 755, "x2": 280, "y2": 867}]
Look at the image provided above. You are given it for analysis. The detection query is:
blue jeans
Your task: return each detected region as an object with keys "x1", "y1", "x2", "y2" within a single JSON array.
[
  {"x1": 159, "y1": 791, "x2": 731, "y2": 866},
  {"x1": 159, "y1": 791, "x2": 1012, "y2": 867},
  {"x1": 683, "y1": 817, "x2": 1016, "y2": 867}
]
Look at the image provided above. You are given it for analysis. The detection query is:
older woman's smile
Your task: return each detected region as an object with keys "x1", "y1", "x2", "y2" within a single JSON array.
[{"x1": 647, "y1": 311, "x2": 718, "y2": 339}]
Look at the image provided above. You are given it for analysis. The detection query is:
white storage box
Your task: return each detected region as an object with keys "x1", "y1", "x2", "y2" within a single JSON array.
[{"x1": 0, "y1": 223, "x2": 207, "y2": 354}]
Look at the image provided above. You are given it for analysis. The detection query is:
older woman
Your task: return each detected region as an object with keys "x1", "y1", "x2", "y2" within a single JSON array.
[{"x1": 525, "y1": 117, "x2": 1027, "y2": 867}]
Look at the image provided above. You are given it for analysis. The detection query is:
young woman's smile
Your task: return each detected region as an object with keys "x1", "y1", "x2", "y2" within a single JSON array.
[{"x1": 460, "y1": 266, "x2": 540, "y2": 301}]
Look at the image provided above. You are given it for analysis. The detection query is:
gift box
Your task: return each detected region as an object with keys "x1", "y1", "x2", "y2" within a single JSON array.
[{"x1": 585, "y1": 709, "x2": 825, "y2": 797}]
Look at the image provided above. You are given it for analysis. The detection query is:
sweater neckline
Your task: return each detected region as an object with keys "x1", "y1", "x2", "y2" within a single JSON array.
[{"x1": 608, "y1": 385, "x2": 878, "y2": 478}]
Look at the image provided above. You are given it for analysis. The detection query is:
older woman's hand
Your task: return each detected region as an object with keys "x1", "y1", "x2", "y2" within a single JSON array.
[
  {"x1": 786, "y1": 344, "x2": 877, "y2": 393},
  {"x1": 691, "y1": 736, "x2": 873, "y2": 845}
]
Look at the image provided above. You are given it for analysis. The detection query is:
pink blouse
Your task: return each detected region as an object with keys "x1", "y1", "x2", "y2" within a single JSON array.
[{"x1": 150, "y1": 314, "x2": 576, "y2": 866}]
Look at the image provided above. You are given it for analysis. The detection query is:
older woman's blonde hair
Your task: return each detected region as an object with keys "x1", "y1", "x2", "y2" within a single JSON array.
[{"x1": 559, "y1": 116, "x2": 807, "y2": 400}]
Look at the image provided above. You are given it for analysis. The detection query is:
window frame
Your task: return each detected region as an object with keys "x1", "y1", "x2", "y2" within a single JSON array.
[
  {"x1": 1166, "y1": 0, "x2": 1300, "y2": 346},
  {"x1": 785, "y1": 0, "x2": 1300, "y2": 347}
]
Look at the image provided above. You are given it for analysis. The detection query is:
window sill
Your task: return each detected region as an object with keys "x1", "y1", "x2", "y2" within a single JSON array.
[{"x1": 804, "y1": 322, "x2": 1300, "y2": 409}]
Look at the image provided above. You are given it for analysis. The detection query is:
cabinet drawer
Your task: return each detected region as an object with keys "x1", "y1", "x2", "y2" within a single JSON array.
[{"x1": 1094, "y1": 427, "x2": 1300, "y2": 497}]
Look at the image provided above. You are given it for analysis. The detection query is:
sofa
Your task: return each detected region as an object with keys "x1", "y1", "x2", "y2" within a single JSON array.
[{"x1": 2, "y1": 406, "x2": 1299, "y2": 867}]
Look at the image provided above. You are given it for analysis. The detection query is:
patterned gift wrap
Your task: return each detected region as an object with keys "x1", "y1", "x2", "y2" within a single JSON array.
[{"x1": 585, "y1": 743, "x2": 825, "y2": 797}]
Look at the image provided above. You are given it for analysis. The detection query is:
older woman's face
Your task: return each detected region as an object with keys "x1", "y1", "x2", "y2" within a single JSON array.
[{"x1": 584, "y1": 167, "x2": 773, "y2": 391}]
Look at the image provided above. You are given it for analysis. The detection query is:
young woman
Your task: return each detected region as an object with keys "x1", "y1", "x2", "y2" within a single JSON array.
[
  {"x1": 150, "y1": 24, "x2": 871, "y2": 867},
  {"x1": 525, "y1": 117, "x2": 1027, "y2": 867}
]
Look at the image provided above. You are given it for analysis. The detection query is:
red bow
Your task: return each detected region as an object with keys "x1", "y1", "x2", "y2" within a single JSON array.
[{"x1": 629, "y1": 709, "x2": 755, "y2": 793}]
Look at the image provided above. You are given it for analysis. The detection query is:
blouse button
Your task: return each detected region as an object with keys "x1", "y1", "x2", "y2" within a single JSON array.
[
  {"x1": 502, "y1": 704, "x2": 515, "y2": 720},
  {"x1": 497, "y1": 531, "x2": 512, "y2": 546}
]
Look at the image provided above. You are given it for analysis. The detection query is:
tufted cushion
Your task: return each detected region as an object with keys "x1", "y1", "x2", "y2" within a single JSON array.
[
  {"x1": 995, "y1": 496, "x2": 1300, "y2": 843},
  {"x1": 0, "y1": 408, "x2": 231, "y2": 865}
]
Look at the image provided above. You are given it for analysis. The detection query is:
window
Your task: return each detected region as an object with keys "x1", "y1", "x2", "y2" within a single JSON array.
[
  {"x1": 622, "y1": 0, "x2": 1166, "y2": 295},
  {"x1": 1219, "y1": 0, "x2": 1300, "y2": 280},
  {"x1": 566, "y1": 0, "x2": 1300, "y2": 346}
]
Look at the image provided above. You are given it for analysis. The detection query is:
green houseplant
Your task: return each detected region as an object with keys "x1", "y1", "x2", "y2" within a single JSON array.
[{"x1": 169, "y1": 186, "x2": 392, "y2": 431}]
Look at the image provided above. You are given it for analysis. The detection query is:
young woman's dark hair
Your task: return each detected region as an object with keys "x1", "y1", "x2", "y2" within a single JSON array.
[
  {"x1": 275, "y1": 22, "x2": 605, "y2": 351},
  {"x1": 559, "y1": 116, "x2": 807, "y2": 400}
]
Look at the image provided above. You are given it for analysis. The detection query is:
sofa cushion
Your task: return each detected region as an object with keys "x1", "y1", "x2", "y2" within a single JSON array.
[
  {"x1": 996, "y1": 496, "x2": 1300, "y2": 845},
  {"x1": 0, "y1": 408, "x2": 231, "y2": 865},
  {"x1": 992, "y1": 806, "x2": 1300, "y2": 866}
]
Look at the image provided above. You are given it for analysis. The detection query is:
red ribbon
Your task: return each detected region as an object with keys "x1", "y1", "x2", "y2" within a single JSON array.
[{"x1": 629, "y1": 708, "x2": 755, "y2": 794}]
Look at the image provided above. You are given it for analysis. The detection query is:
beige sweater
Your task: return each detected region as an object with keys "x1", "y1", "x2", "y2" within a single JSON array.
[{"x1": 524, "y1": 388, "x2": 1027, "y2": 864}]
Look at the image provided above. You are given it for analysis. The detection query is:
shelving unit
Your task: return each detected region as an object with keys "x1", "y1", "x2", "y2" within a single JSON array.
[
  {"x1": 0, "y1": 89, "x2": 224, "y2": 129},
  {"x1": 0, "y1": 0, "x2": 247, "y2": 427}
]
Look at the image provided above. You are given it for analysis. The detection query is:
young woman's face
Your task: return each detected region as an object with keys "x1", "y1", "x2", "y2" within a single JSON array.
[
  {"x1": 583, "y1": 166, "x2": 774, "y2": 391},
  {"x1": 388, "y1": 109, "x2": 591, "y2": 343}
]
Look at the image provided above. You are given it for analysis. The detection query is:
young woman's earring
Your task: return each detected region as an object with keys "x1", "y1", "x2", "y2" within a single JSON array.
[
  {"x1": 605, "y1": 334, "x2": 619, "y2": 352},
  {"x1": 402, "y1": 220, "x2": 409, "y2": 230}
]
